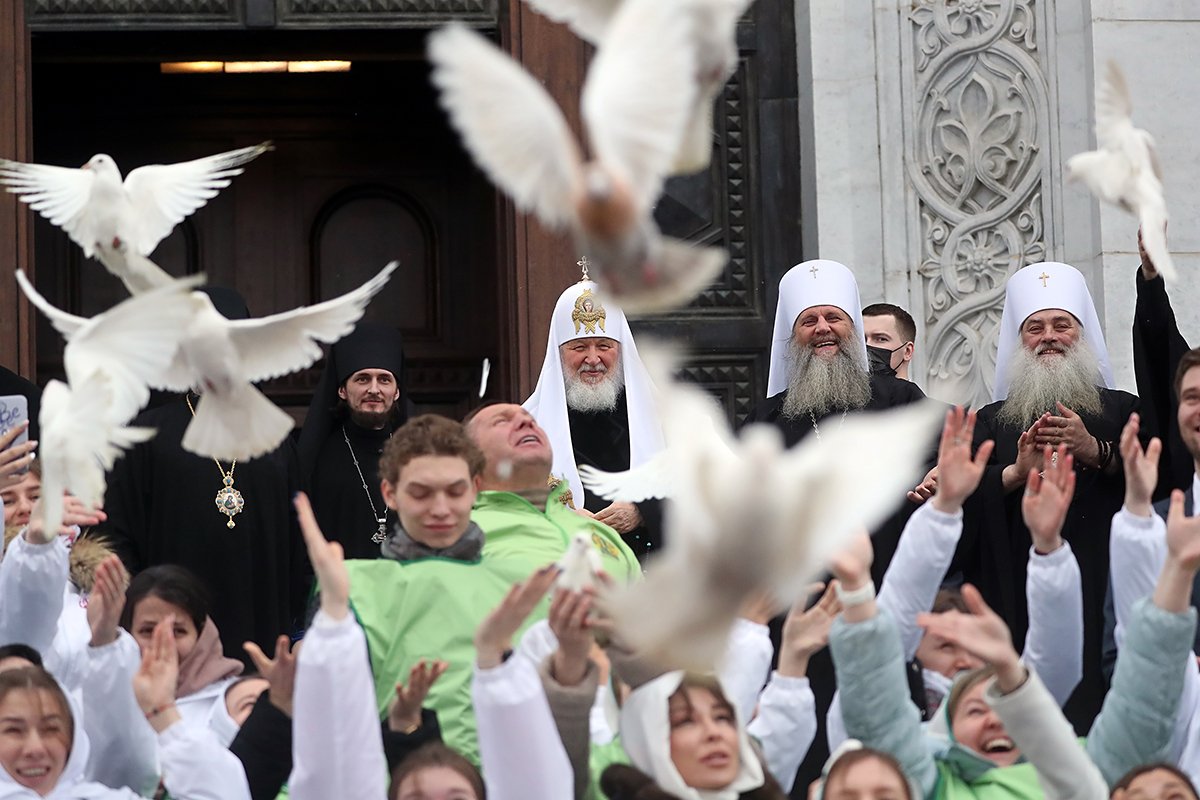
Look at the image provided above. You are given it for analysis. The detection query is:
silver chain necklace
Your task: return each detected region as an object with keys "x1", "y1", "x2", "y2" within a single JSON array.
[
  {"x1": 342, "y1": 426, "x2": 388, "y2": 544},
  {"x1": 808, "y1": 410, "x2": 848, "y2": 441}
]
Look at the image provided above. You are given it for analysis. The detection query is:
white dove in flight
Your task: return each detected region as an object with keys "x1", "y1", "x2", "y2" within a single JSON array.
[
  {"x1": 582, "y1": 344, "x2": 942, "y2": 670},
  {"x1": 1067, "y1": 61, "x2": 1174, "y2": 281},
  {"x1": 520, "y1": 0, "x2": 753, "y2": 173},
  {"x1": 37, "y1": 374, "x2": 156, "y2": 541},
  {"x1": 557, "y1": 531, "x2": 604, "y2": 592},
  {"x1": 0, "y1": 142, "x2": 273, "y2": 295},
  {"x1": 427, "y1": 14, "x2": 728, "y2": 315},
  {"x1": 15, "y1": 269, "x2": 205, "y2": 427},
  {"x1": 153, "y1": 261, "x2": 398, "y2": 462}
]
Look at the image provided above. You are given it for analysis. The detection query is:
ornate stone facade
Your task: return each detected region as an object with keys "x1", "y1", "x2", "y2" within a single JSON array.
[{"x1": 904, "y1": 0, "x2": 1051, "y2": 406}]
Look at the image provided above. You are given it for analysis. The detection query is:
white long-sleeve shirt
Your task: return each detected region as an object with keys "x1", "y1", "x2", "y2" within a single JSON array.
[
  {"x1": 827, "y1": 501, "x2": 1084, "y2": 750},
  {"x1": 1109, "y1": 504, "x2": 1200, "y2": 783},
  {"x1": 473, "y1": 653, "x2": 575, "y2": 800},
  {"x1": 289, "y1": 609, "x2": 389, "y2": 800}
]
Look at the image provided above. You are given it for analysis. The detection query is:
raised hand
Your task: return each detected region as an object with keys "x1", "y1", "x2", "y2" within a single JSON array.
[
  {"x1": 26, "y1": 493, "x2": 105, "y2": 544},
  {"x1": 907, "y1": 466, "x2": 938, "y2": 505},
  {"x1": 474, "y1": 564, "x2": 559, "y2": 669},
  {"x1": 916, "y1": 584, "x2": 1024, "y2": 691},
  {"x1": 1004, "y1": 413, "x2": 1051, "y2": 492},
  {"x1": 778, "y1": 582, "x2": 841, "y2": 678},
  {"x1": 1119, "y1": 413, "x2": 1160, "y2": 516},
  {"x1": 133, "y1": 615, "x2": 183, "y2": 732},
  {"x1": 1021, "y1": 444, "x2": 1075, "y2": 554},
  {"x1": 1139, "y1": 224, "x2": 1164, "y2": 280},
  {"x1": 87, "y1": 555, "x2": 129, "y2": 647},
  {"x1": 0, "y1": 422, "x2": 36, "y2": 491},
  {"x1": 932, "y1": 407, "x2": 994, "y2": 514},
  {"x1": 388, "y1": 659, "x2": 448, "y2": 733},
  {"x1": 294, "y1": 492, "x2": 349, "y2": 620},
  {"x1": 244, "y1": 635, "x2": 300, "y2": 718},
  {"x1": 1154, "y1": 490, "x2": 1200, "y2": 614},
  {"x1": 549, "y1": 587, "x2": 596, "y2": 686}
]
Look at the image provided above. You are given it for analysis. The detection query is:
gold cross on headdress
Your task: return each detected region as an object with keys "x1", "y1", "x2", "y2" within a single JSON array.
[
  {"x1": 1038, "y1": 271, "x2": 1050, "y2": 287},
  {"x1": 577, "y1": 256, "x2": 591, "y2": 282}
]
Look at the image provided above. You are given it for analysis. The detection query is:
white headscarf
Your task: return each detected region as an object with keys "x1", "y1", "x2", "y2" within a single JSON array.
[
  {"x1": 0, "y1": 682, "x2": 111, "y2": 799},
  {"x1": 619, "y1": 671, "x2": 765, "y2": 800},
  {"x1": 992, "y1": 262, "x2": 1115, "y2": 402},
  {"x1": 766, "y1": 261, "x2": 868, "y2": 398},
  {"x1": 522, "y1": 280, "x2": 663, "y2": 506}
]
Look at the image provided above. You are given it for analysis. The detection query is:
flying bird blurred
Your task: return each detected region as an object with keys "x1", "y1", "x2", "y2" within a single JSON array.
[
  {"x1": 148, "y1": 261, "x2": 398, "y2": 462},
  {"x1": 16, "y1": 269, "x2": 205, "y2": 427},
  {"x1": 427, "y1": 13, "x2": 727, "y2": 314},
  {"x1": 1067, "y1": 61, "x2": 1174, "y2": 281},
  {"x1": 0, "y1": 142, "x2": 273, "y2": 294},
  {"x1": 37, "y1": 374, "x2": 155, "y2": 541},
  {"x1": 557, "y1": 531, "x2": 603, "y2": 592},
  {"x1": 581, "y1": 344, "x2": 942, "y2": 670},
  {"x1": 520, "y1": 0, "x2": 753, "y2": 172}
]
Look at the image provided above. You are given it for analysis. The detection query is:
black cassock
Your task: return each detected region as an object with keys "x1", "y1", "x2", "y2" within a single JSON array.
[
  {"x1": 568, "y1": 391, "x2": 663, "y2": 560},
  {"x1": 306, "y1": 419, "x2": 399, "y2": 561},
  {"x1": 742, "y1": 373, "x2": 931, "y2": 796},
  {"x1": 959, "y1": 388, "x2": 1138, "y2": 732},
  {"x1": 1131, "y1": 268, "x2": 1193, "y2": 497},
  {"x1": 99, "y1": 397, "x2": 310, "y2": 663}
]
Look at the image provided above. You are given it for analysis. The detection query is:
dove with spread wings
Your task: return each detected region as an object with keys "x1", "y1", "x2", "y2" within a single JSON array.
[
  {"x1": 1067, "y1": 61, "x2": 1174, "y2": 281},
  {"x1": 580, "y1": 345, "x2": 942, "y2": 670},
  {"x1": 16, "y1": 273, "x2": 207, "y2": 538},
  {"x1": 519, "y1": 0, "x2": 753, "y2": 173},
  {"x1": 0, "y1": 142, "x2": 273, "y2": 295},
  {"x1": 427, "y1": 7, "x2": 728, "y2": 315},
  {"x1": 23, "y1": 262, "x2": 397, "y2": 463}
]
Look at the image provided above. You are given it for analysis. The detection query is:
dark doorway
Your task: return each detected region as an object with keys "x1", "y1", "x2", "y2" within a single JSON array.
[{"x1": 29, "y1": 30, "x2": 499, "y2": 419}]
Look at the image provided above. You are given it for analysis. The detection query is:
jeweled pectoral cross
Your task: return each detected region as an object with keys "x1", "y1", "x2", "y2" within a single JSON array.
[{"x1": 1038, "y1": 272, "x2": 1050, "y2": 287}]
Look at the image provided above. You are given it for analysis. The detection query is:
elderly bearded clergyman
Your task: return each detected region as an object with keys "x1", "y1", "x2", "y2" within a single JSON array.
[
  {"x1": 744, "y1": 260, "x2": 926, "y2": 447},
  {"x1": 961, "y1": 261, "x2": 1139, "y2": 731},
  {"x1": 522, "y1": 276, "x2": 665, "y2": 559}
]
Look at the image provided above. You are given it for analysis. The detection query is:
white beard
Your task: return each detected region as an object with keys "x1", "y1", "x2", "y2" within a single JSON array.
[
  {"x1": 780, "y1": 335, "x2": 872, "y2": 420},
  {"x1": 996, "y1": 340, "x2": 1104, "y2": 428},
  {"x1": 563, "y1": 352, "x2": 625, "y2": 414}
]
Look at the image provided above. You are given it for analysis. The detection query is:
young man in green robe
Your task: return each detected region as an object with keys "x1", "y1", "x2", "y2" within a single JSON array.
[{"x1": 345, "y1": 411, "x2": 638, "y2": 766}]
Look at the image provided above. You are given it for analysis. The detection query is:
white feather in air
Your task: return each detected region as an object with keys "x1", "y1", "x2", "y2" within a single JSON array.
[
  {"x1": 16, "y1": 269, "x2": 205, "y2": 427},
  {"x1": 557, "y1": 532, "x2": 604, "y2": 592},
  {"x1": 428, "y1": 11, "x2": 727, "y2": 314},
  {"x1": 154, "y1": 262, "x2": 397, "y2": 462},
  {"x1": 0, "y1": 142, "x2": 273, "y2": 295},
  {"x1": 1067, "y1": 61, "x2": 1175, "y2": 281},
  {"x1": 36, "y1": 376, "x2": 155, "y2": 541},
  {"x1": 479, "y1": 358, "x2": 491, "y2": 399},
  {"x1": 590, "y1": 343, "x2": 942, "y2": 670}
]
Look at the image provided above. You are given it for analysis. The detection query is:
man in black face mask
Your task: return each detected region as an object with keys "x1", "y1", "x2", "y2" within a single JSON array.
[{"x1": 863, "y1": 303, "x2": 917, "y2": 383}]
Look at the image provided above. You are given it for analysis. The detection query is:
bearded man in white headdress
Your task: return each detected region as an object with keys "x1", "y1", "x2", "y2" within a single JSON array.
[
  {"x1": 962, "y1": 261, "x2": 1139, "y2": 731},
  {"x1": 745, "y1": 260, "x2": 927, "y2": 446},
  {"x1": 522, "y1": 277, "x2": 665, "y2": 558}
]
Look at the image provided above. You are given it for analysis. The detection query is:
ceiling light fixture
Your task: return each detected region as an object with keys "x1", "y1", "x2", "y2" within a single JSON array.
[{"x1": 160, "y1": 60, "x2": 352, "y2": 74}]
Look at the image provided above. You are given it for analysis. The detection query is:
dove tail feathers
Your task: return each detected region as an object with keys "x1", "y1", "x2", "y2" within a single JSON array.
[
  {"x1": 672, "y1": 104, "x2": 715, "y2": 175},
  {"x1": 181, "y1": 385, "x2": 293, "y2": 462},
  {"x1": 617, "y1": 240, "x2": 728, "y2": 316}
]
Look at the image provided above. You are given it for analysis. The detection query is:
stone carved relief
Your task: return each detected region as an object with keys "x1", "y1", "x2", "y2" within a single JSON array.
[{"x1": 905, "y1": 0, "x2": 1050, "y2": 406}]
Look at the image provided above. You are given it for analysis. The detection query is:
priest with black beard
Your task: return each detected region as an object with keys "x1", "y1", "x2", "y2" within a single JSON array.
[
  {"x1": 959, "y1": 261, "x2": 1138, "y2": 731},
  {"x1": 297, "y1": 321, "x2": 409, "y2": 560},
  {"x1": 522, "y1": 278, "x2": 665, "y2": 559},
  {"x1": 98, "y1": 287, "x2": 308, "y2": 664}
]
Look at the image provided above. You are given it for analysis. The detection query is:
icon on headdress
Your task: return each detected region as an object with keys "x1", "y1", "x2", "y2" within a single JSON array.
[{"x1": 572, "y1": 288, "x2": 606, "y2": 335}]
